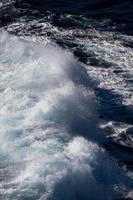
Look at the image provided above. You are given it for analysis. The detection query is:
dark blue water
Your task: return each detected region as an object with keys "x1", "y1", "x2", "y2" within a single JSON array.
[
  {"x1": 0, "y1": 1, "x2": 133, "y2": 200},
  {"x1": 1, "y1": 0, "x2": 133, "y2": 34}
]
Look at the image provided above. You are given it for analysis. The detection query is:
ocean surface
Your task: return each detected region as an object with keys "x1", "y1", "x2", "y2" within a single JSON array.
[{"x1": 0, "y1": 0, "x2": 133, "y2": 199}]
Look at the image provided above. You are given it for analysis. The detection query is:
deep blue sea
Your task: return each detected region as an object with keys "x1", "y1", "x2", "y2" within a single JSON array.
[{"x1": 0, "y1": 1, "x2": 133, "y2": 199}]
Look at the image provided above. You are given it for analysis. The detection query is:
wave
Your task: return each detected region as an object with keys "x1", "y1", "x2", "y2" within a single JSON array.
[{"x1": 0, "y1": 31, "x2": 132, "y2": 200}]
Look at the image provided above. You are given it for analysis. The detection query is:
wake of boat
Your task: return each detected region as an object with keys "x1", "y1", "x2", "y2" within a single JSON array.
[{"x1": 0, "y1": 32, "x2": 131, "y2": 200}]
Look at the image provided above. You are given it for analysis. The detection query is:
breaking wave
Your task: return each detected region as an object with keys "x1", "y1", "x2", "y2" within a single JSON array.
[{"x1": 0, "y1": 32, "x2": 132, "y2": 200}]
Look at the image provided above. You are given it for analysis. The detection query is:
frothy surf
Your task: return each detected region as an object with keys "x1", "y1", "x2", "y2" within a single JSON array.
[{"x1": 0, "y1": 32, "x2": 131, "y2": 200}]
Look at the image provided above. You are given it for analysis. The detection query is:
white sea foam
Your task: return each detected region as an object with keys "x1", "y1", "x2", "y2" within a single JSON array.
[{"x1": 0, "y1": 32, "x2": 130, "y2": 200}]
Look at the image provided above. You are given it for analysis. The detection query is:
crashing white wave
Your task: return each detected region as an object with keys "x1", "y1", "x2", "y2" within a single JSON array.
[{"x1": 0, "y1": 31, "x2": 131, "y2": 200}]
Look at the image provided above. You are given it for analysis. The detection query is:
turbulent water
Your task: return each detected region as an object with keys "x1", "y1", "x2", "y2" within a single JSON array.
[{"x1": 0, "y1": 1, "x2": 133, "y2": 200}]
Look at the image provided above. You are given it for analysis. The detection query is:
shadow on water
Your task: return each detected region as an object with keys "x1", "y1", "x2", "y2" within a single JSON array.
[
  {"x1": 96, "y1": 88, "x2": 133, "y2": 125},
  {"x1": 95, "y1": 88, "x2": 133, "y2": 168}
]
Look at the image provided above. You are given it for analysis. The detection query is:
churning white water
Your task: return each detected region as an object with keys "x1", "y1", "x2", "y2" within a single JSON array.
[{"x1": 0, "y1": 32, "x2": 131, "y2": 200}]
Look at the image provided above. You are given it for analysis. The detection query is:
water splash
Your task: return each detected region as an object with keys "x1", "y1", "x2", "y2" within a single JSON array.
[{"x1": 0, "y1": 32, "x2": 132, "y2": 200}]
